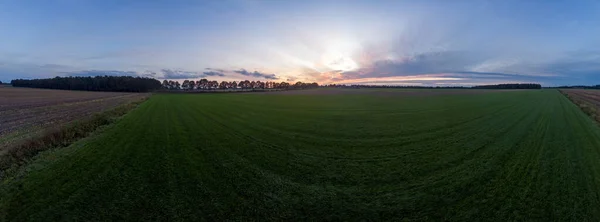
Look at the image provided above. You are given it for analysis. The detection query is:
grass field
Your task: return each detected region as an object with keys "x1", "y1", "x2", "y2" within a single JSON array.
[{"x1": 3, "y1": 89, "x2": 600, "y2": 220}]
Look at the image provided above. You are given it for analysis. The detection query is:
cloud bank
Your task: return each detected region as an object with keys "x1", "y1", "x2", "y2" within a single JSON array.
[{"x1": 233, "y1": 69, "x2": 279, "y2": 80}]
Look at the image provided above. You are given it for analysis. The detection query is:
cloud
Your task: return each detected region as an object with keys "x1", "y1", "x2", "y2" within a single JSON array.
[
  {"x1": 66, "y1": 68, "x2": 229, "y2": 80},
  {"x1": 139, "y1": 71, "x2": 158, "y2": 78},
  {"x1": 202, "y1": 71, "x2": 225, "y2": 76},
  {"x1": 160, "y1": 69, "x2": 204, "y2": 79},
  {"x1": 313, "y1": 48, "x2": 593, "y2": 85},
  {"x1": 349, "y1": 51, "x2": 489, "y2": 79},
  {"x1": 205, "y1": 68, "x2": 225, "y2": 72},
  {"x1": 233, "y1": 69, "x2": 278, "y2": 80},
  {"x1": 202, "y1": 68, "x2": 225, "y2": 77}
]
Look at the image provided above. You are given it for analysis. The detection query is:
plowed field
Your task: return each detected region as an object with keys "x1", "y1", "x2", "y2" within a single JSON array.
[{"x1": 0, "y1": 87, "x2": 148, "y2": 153}]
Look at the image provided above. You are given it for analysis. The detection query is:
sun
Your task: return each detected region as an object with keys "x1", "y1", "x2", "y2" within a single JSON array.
[{"x1": 321, "y1": 51, "x2": 359, "y2": 71}]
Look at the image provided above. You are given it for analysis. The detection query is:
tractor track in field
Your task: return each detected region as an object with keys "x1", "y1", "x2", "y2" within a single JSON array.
[
  {"x1": 222, "y1": 102, "x2": 520, "y2": 146},
  {"x1": 199, "y1": 98, "x2": 529, "y2": 164}
]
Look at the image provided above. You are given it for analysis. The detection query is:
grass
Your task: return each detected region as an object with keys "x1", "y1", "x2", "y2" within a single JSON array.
[{"x1": 3, "y1": 89, "x2": 600, "y2": 220}]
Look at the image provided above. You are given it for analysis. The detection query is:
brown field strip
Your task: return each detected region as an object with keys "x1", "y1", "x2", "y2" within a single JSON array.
[
  {"x1": 0, "y1": 87, "x2": 148, "y2": 153},
  {"x1": 559, "y1": 89, "x2": 600, "y2": 123}
]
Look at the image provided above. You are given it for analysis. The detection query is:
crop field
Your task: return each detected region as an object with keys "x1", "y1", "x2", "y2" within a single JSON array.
[
  {"x1": 0, "y1": 86, "x2": 148, "y2": 153},
  {"x1": 3, "y1": 89, "x2": 600, "y2": 220},
  {"x1": 561, "y1": 89, "x2": 600, "y2": 122}
]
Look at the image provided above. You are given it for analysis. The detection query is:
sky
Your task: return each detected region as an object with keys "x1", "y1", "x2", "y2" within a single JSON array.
[{"x1": 1, "y1": 0, "x2": 600, "y2": 86}]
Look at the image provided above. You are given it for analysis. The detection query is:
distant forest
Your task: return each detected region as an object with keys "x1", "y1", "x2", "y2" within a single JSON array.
[
  {"x1": 11, "y1": 76, "x2": 162, "y2": 92},
  {"x1": 472, "y1": 83, "x2": 542, "y2": 89},
  {"x1": 555, "y1": 85, "x2": 600, "y2": 89}
]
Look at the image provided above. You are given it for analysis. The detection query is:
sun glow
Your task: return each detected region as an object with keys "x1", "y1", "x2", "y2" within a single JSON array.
[
  {"x1": 319, "y1": 38, "x2": 361, "y2": 72},
  {"x1": 321, "y1": 51, "x2": 359, "y2": 71}
]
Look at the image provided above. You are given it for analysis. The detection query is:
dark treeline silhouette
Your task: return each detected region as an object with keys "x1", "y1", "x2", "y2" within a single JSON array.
[
  {"x1": 471, "y1": 83, "x2": 541, "y2": 89},
  {"x1": 161, "y1": 79, "x2": 319, "y2": 90},
  {"x1": 554, "y1": 85, "x2": 600, "y2": 89},
  {"x1": 11, "y1": 76, "x2": 162, "y2": 92}
]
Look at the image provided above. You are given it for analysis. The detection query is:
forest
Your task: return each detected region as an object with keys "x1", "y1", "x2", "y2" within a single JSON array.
[
  {"x1": 471, "y1": 83, "x2": 542, "y2": 89},
  {"x1": 11, "y1": 76, "x2": 162, "y2": 92}
]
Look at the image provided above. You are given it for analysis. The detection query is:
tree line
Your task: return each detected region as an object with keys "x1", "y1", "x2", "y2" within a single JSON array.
[
  {"x1": 554, "y1": 85, "x2": 600, "y2": 89},
  {"x1": 471, "y1": 83, "x2": 542, "y2": 89},
  {"x1": 161, "y1": 79, "x2": 319, "y2": 90},
  {"x1": 11, "y1": 76, "x2": 162, "y2": 92},
  {"x1": 9, "y1": 75, "x2": 545, "y2": 92}
]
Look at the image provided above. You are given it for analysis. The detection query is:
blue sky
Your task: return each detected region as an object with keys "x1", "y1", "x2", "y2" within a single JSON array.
[{"x1": 1, "y1": 0, "x2": 599, "y2": 86}]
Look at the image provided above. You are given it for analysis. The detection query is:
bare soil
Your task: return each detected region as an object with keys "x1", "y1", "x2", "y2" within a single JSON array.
[
  {"x1": 561, "y1": 89, "x2": 600, "y2": 105},
  {"x1": 0, "y1": 87, "x2": 148, "y2": 152},
  {"x1": 560, "y1": 89, "x2": 600, "y2": 123}
]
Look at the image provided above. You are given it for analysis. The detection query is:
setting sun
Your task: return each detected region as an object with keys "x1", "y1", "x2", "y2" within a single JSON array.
[{"x1": 321, "y1": 51, "x2": 359, "y2": 71}]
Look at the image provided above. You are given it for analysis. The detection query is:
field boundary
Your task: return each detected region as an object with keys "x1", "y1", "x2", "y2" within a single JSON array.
[
  {"x1": 0, "y1": 96, "x2": 149, "y2": 178},
  {"x1": 559, "y1": 89, "x2": 600, "y2": 123}
]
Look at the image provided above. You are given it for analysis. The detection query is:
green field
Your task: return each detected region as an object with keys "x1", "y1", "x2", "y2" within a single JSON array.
[{"x1": 3, "y1": 89, "x2": 600, "y2": 220}]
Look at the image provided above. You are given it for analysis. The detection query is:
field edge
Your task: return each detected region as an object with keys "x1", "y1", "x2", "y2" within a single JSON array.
[{"x1": 0, "y1": 95, "x2": 150, "y2": 180}]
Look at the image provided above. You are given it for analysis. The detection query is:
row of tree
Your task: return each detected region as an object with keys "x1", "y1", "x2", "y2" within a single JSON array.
[
  {"x1": 10, "y1": 76, "x2": 162, "y2": 92},
  {"x1": 471, "y1": 83, "x2": 542, "y2": 89},
  {"x1": 161, "y1": 79, "x2": 319, "y2": 90}
]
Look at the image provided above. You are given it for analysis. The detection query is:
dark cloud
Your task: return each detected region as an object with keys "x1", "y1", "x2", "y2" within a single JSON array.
[
  {"x1": 64, "y1": 70, "x2": 139, "y2": 77},
  {"x1": 202, "y1": 71, "x2": 225, "y2": 76},
  {"x1": 161, "y1": 69, "x2": 228, "y2": 79},
  {"x1": 139, "y1": 71, "x2": 158, "y2": 78},
  {"x1": 205, "y1": 68, "x2": 225, "y2": 72},
  {"x1": 350, "y1": 51, "x2": 489, "y2": 79},
  {"x1": 160, "y1": 69, "x2": 202, "y2": 79},
  {"x1": 62, "y1": 68, "x2": 229, "y2": 80},
  {"x1": 202, "y1": 68, "x2": 225, "y2": 77},
  {"x1": 233, "y1": 69, "x2": 278, "y2": 80}
]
